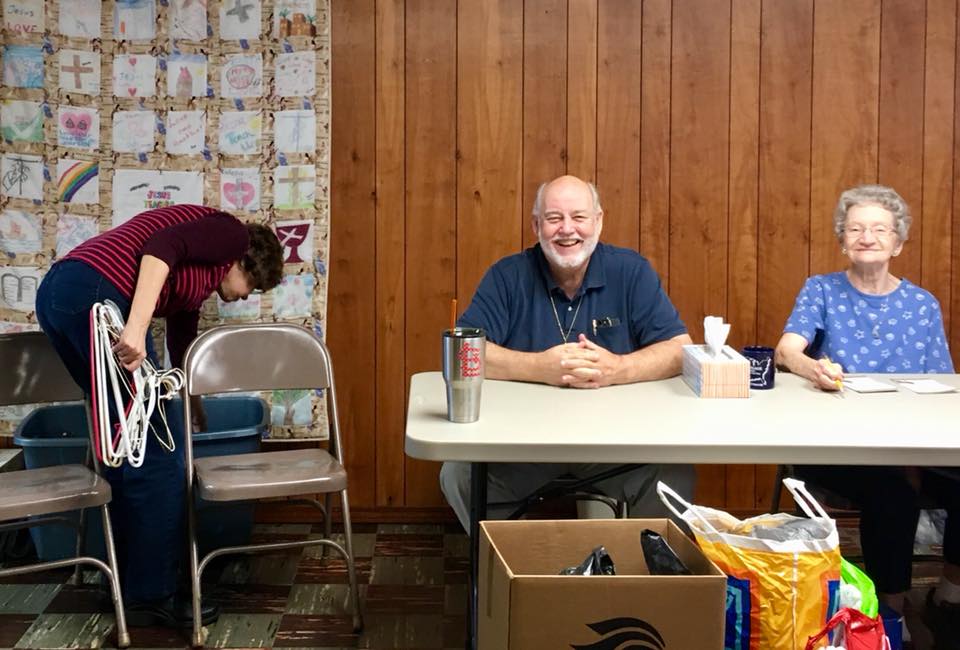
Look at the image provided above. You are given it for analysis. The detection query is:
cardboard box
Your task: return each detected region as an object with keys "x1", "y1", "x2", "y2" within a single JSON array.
[
  {"x1": 479, "y1": 519, "x2": 727, "y2": 650},
  {"x1": 682, "y1": 344, "x2": 750, "y2": 398}
]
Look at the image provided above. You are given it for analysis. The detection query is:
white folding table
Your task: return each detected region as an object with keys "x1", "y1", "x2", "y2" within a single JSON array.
[{"x1": 405, "y1": 370, "x2": 960, "y2": 649}]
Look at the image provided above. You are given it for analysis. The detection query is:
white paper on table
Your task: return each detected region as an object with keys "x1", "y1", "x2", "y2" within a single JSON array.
[
  {"x1": 893, "y1": 379, "x2": 958, "y2": 394},
  {"x1": 842, "y1": 377, "x2": 899, "y2": 393}
]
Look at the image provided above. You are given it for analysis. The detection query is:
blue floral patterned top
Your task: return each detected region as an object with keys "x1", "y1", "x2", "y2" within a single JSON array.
[{"x1": 783, "y1": 272, "x2": 954, "y2": 373}]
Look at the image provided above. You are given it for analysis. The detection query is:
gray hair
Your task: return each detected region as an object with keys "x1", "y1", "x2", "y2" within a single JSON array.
[
  {"x1": 532, "y1": 180, "x2": 603, "y2": 218},
  {"x1": 833, "y1": 184, "x2": 911, "y2": 242}
]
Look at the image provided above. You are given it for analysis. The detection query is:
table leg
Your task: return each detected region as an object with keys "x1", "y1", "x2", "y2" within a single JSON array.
[{"x1": 467, "y1": 461, "x2": 487, "y2": 650}]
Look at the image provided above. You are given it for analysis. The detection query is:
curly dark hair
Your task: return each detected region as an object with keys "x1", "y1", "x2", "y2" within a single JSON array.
[{"x1": 240, "y1": 223, "x2": 284, "y2": 291}]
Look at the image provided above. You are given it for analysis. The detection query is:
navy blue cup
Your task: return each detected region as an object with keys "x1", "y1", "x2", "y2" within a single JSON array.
[{"x1": 742, "y1": 346, "x2": 775, "y2": 389}]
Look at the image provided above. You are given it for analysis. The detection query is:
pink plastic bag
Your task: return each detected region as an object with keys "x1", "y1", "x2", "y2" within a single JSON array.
[{"x1": 805, "y1": 607, "x2": 891, "y2": 650}]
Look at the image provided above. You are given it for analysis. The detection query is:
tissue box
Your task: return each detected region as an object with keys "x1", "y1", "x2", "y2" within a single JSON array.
[{"x1": 682, "y1": 344, "x2": 750, "y2": 398}]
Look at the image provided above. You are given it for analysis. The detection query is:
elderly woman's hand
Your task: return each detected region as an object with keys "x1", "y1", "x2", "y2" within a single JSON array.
[{"x1": 813, "y1": 358, "x2": 844, "y2": 391}]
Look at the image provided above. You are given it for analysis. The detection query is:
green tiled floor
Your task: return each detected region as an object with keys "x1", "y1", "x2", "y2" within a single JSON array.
[{"x1": 0, "y1": 522, "x2": 468, "y2": 650}]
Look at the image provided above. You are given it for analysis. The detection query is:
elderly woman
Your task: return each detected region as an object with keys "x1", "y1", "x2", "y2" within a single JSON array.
[
  {"x1": 35, "y1": 205, "x2": 283, "y2": 627},
  {"x1": 775, "y1": 185, "x2": 959, "y2": 646}
]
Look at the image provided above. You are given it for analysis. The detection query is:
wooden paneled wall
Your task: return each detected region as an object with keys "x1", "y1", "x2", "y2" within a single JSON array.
[{"x1": 329, "y1": 0, "x2": 960, "y2": 513}]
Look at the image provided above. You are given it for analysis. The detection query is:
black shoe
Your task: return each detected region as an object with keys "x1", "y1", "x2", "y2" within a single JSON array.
[
  {"x1": 125, "y1": 594, "x2": 220, "y2": 628},
  {"x1": 923, "y1": 588, "x2": 960, "y2": 650}
]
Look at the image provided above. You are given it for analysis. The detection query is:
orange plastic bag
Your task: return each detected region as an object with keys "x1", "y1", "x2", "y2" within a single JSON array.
[
  {"x1": 659, "y1": 479, "x2": 841, "y2": 650},
  {"x1": 805, "y1": 607, "x2": 891, "y2": 650}
]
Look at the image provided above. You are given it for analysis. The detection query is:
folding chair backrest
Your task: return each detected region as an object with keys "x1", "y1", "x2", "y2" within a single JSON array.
[
  {"x1": 0, "y1": 332, "x2": 82, "y2": 406},
  {"x1": 183, "y1": 323, "x2": 333, "y2": 395},
  {"x1": 182, "y1": 323, "x2": 343, "y2": 457}
]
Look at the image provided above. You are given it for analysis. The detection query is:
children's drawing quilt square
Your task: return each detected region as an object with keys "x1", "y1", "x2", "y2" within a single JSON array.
[
  {"x1": 167, "y1": 54, "x2": 207, "y2": 98},
  {"x1": 114, "y1": 0, "x2": 156, "y2": 41},
  {"x1": 3, "y1": 46, "x2": 44, "y2": 88},
  {"x1": 0, "y1": 209, "x2": 42, "y2": 254},
  {"x1": 3, "y1": 0, "x2": 44, "y2": 35},
  {"x1": 218, "y1": 111, "x2": 261, "y2": 155},
  {"x1": 56, "y1": 158, "x2": 99, "y2": 204},
  {"x1": 0, "y1": 266, "x2": 42, "y2": 312},
  {"x1": 272, "y1": 273, "x2": 314, "y2": 318},
  {"x1": 170, "y1": 0, "x2": 208, "y2": 41},
  {"x1": 165, "y1": 110, "x2": 206, "y2": 155},
  {"x1": 58, "y1": 49, "x2": 101, "y2": 95},
  {"x1": 217, "y1": 292, "x2": 260, "y2": 319},
  {"x1": 273, "y1": 0, "x2": 316, "y2": 38},
  {"x1": 59, "y1": 0, "x2": 101, "y2": 38},
  {"x1": 0, "y1": 100, "x2": 43, "y2": 143},
  {"x1": 221, "y1": 54, "x2": 263, "y2": 98},
  {"x1": 273, "y1": 165, "x2": 315, "y2": 210},
  {"x1": 220, "y1": 0, "x2": 261, "y2": 40},
  {"x1": 57, "y1": 106, "x2": 100, "y2": 151},
  {"x1": 113, "y1": 54, "x2": 157, "y2": 98},
  {"x1": 275, "y1": 109, "x2": 315, "y2": 153},
  {"x1": 220, "y1": 167, "x2": 260, "y2": 212},
  {"x1": 112, "y1": 111, "x2": 156, "y2": 153},
  {"x1": 271, "y1": 389, "x2": 312, "y2": 427},
  {"x1": 274, "y1": 51, "x2": 315, "y2": 97},
  {"x1": 1, "y1": 154, "x2": 44, "y2": 201},
  {"x1": 55, "y1": 213, "x2": 99, "y2": 258},
  {"x1": 112, "y1": 169, "x2": 203, "y2": 225},
  {"x1": 274, "y1": 220, "x2": 314, "y2": 264}
]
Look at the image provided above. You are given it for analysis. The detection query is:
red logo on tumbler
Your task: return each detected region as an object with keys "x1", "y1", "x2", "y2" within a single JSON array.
[{"x1": 458, "y1": 344, "x2": 482, "y2": 377}]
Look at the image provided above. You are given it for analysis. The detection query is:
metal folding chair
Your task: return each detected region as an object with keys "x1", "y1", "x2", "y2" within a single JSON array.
[
  {"x1": 0, "y1": 332, "x2": 129, "y2": 647},
  {"x1": 181, "y1": 323, "x2": 362, "y2": 647}
]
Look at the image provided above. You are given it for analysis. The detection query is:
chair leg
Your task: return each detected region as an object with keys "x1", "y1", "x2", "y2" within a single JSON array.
[
  {"x1": 321, "y1": 493, "x2": 333, "y2": 559},
  {"x1": 100, "y1": 505, "x2": 129, "y2": 648},
  {"x1": 770, "y1": 465, "x2": 786, "y2": 513},
  {"x1": 339, "y1": 488, "x2": 363, "y2": 633},
  {"x1": 187, "y1": 494, "x2": 205, "y2": 647},
  {"x1": 70, "y1": 508, "x2": 87, "y2": 585}
]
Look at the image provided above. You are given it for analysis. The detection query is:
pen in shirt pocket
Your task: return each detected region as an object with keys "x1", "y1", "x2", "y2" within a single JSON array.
[{"x1": 591, "y1": 317, "x2": 620, "y2": 337}]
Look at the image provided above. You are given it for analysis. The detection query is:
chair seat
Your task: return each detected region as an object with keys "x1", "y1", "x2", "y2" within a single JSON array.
[
  {"x1": 0, "y1": 464, "x2": 111, "y2": 520},
  {"x1": 194, "y1": 448, "x2": 347, "y2": 501}
]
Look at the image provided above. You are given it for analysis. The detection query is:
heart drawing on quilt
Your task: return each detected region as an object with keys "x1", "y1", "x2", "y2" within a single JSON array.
[{"x1": 223, "y1": 181, "x2": 255, "y2": 208}]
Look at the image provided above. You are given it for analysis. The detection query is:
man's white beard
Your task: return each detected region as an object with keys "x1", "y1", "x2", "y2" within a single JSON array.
[{"x1": 539, "y1": 232, "x2": 599, "y2": 270}]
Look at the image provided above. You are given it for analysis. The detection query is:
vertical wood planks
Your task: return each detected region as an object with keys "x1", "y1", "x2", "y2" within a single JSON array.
[
  {"x1": 596, "y1": 0, "x2": 641, "y2": 250},
  {"x1": 809, "y1": 0, "x2": 881, "y2": 276},
  {"x1": 374, "y1": 0, "x2": 406, "y2": 507},
  {"x1": 757, "y1": 0, "x2": 814, "y2": 347},
  {"x1": 329, "y1": 0, "x2": 377, "y2": 506},
  {"x1": 639, "y1": 0, "x2": 671, "y2": 280},
  {"x1": 671, "y1": 0, "x2": 731, "y2": 508},
  {"x1": 404, "y1": 0, "x2": 458, "y2": 505},
  {"x1": 727, "y1": 0, "x2": 761, "y2": 510},
  {"x1": 523, "y1": 0, "x2": 569, "y2": 249},
  {"x1": 456, "y1": 0, "x2": 524, "y2": 305},
  {"x1": 566, "y1": 0, "x2": 599, "y2": 184},
  {"x1": 920, "y1": 0, "x2": 957, "y2": 335},
  {"x1": 879, "y1": 0, "x2": 925, "y2": 284}
]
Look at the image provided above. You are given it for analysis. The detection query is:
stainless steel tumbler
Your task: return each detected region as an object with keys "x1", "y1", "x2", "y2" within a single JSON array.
[{"x1": 442, "y1": 327, "x2": 485, "y2": 423}]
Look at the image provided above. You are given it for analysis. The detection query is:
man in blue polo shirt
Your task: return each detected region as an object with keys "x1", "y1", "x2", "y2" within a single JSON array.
[{"x1": 439, "y1": 174, "x2": 696, "y2": 532}]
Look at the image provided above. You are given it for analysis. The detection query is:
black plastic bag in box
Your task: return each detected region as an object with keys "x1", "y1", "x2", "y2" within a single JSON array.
[
  {"x1": 559, "y1": 545, "x2": 616, "y2": 575},
  {"x1": 641, "y1": 529, "x2": 691, "y2": 575}
]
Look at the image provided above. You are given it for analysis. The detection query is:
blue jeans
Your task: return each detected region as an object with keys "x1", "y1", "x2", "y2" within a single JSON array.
[{"x1": 35, "y1": 260, "x2": 186, "y2": 604}]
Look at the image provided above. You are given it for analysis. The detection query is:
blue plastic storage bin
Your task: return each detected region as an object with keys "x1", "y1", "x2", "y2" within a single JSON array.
[{"x1": 13, "y1": 395, "x2": 267, "y2": 561}]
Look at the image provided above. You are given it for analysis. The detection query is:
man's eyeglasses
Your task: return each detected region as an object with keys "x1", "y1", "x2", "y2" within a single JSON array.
[{"x1": 844, "y1": 224, "x2": 895, "y2": 239}]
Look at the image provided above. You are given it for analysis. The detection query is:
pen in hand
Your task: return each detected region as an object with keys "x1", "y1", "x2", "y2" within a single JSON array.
[{"x1": 822, "y1": 355, "x2": 843, "y2": 390}]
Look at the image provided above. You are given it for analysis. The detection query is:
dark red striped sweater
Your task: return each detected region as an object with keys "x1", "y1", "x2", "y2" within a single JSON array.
[{"x1": 65, "y1": 204, "x2": 249, "y2": 366}]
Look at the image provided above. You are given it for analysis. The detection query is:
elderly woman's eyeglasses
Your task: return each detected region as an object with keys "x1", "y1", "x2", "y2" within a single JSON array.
[{"x1": 844, "y1": 224, "x2": 895, "y2": 239}]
